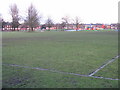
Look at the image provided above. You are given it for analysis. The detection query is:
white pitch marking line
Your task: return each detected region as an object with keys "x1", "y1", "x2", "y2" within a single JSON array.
[
  {"x1": 2, "y1": 63, "x2": 120, "y2": 81},
  {"x1": 89, "y1": 55, "x2": 119, "y2": 76}
]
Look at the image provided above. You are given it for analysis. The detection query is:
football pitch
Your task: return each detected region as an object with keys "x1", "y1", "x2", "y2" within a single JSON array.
[{"x1": 2, "y1": 30, "x2": 119, "y2": 88}]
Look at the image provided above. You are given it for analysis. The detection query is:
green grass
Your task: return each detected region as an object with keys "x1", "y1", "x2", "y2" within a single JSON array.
[
  {"x1": 2, "y1": 65, "x2": 118, "y2": 88},
  {"x1": 94, "y1": 59, "x2": 118, "y2": 79},
  {"x1": 2, "y1": 30, "x2": 118, "y2": 88}
]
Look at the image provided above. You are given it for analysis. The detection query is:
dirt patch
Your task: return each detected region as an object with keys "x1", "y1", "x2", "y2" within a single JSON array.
[
  {"x1": 2, "y1": 44, "x2": 7, "y2": 47},
  {"x1": 3, "y1": 75, "x2": 31, "y2": 87}
]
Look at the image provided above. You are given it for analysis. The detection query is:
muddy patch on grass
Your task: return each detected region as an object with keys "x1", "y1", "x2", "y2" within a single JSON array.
[
  {"x1": 2, "y1": 44, "x2": 7, "y2": 47},
  {"x1": 3, "y1": 75, "x2": 31, "y2": 88}
]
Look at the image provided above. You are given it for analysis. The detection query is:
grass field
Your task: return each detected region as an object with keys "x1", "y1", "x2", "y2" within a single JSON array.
[{"x1": 2, "y1": 30, "x2": 119, "y2": 88}]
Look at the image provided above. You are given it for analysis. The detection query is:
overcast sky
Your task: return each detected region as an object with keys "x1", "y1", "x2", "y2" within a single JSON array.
[{"x1": 0, "y1": 0, "x2": 119, "y2": 24}]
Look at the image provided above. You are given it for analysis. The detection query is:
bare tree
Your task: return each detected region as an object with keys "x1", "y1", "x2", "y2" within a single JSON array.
[
  {"x1": 45, "y1": 17, "x2": 54, "y2": 31},
  {"x1": 61, "y1": 22, "x2": 66, "y2": 31},
  {"x1": 73, "y1": 16, "x2": 81, "y2": 31},
  {"x1": 10, "y1": 4, "x2": 20, "y2": 31},
  {"x1": 25, "y1": 4, "x2": 40, "y2": 31},
  {"x1": 62, "y1": 16, "x2": 70, "y2": 29}
]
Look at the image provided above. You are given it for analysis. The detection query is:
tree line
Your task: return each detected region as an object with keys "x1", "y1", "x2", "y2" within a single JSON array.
[
  {"x1": 1, "y1": 4, "x2": 118, "y2": 31},
  {"x1": 0, "y1": 4, "x2": 82, "y2": 31}
]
